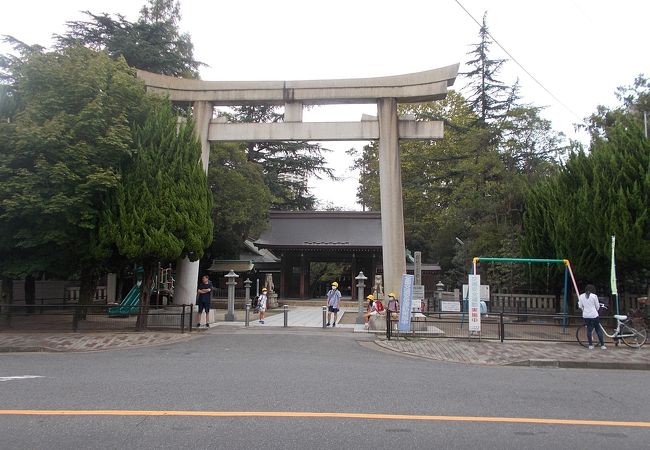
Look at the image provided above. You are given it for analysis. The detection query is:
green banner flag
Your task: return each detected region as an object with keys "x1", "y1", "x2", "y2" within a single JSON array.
[{"x1": 610, "y1": 235, "x2": 618, "y2": 296}]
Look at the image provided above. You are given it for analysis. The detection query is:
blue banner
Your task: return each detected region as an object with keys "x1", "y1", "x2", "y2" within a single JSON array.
[{"x1": 398, "y1": 274, "x2": 414, "y2": 332}]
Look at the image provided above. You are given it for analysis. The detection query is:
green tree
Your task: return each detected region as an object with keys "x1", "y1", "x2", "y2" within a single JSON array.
[
  {"x1": 0, "y1": 45, "x2": 150, "y2": 304},
  {"x1": 463, "y1": 13, "x2": 514, "y2": 127},
  {"x1": 56, "y1": 0, "x2": 201, "y2": 78},
  {"x1": 221, "y1": 105, "x2": 336, "y2": 211},
  {"x1": 101, "y1": 102, "x2": 213, "y2": 328},
  {"x1": 206, "y1": 142, "x2": 273, "y2": 259},
  {"x1": 523, "y1": 90, "x2": 650, "y2": 292}
]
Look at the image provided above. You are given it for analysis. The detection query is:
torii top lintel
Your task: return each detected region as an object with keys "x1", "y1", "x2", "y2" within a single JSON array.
[{"x1": 136, "y1": 64, "x2": 459, "y2": 106}]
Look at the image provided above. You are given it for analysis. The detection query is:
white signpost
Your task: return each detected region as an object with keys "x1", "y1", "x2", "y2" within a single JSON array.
[
  {"x1": 468, "y1": 274, "x2": 481, "y2": 333},
  {"x1": 412, "y1": 285, "x2": 424, "y2": 312},
  {"x1": 462, "y1": 284, "x2": 490, "y2": 302}
]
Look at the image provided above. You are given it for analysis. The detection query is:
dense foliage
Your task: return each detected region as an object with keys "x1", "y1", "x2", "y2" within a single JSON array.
[
  {"x1": 0, "y1": 45, "x2": 150, "y2": 303},
  {"x1": 101, "y1": 102, "x2": 213, "y2": 327},
  {"x1": 56, "y1": 0, "x2": 201, "y2": 78},
  {"x1": 523, "y1": 77, "x2": 650, "y2": 295}
]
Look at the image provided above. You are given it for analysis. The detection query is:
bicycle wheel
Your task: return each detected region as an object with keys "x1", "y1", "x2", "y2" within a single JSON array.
[
  {"x1": 621, "y1": 325, "x2": 647, "y2": 348},
  {"x1": 576, "y1": 325, "x2": 590, "y2": 348}
]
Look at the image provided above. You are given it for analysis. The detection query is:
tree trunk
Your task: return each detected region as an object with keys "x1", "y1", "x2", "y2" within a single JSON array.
[
  {"x1": 79, "y1": 266, "x2": 99, "y2": 320},
  {"x1": 136, "y1": 264, "x2": 154, "y2": 330}
]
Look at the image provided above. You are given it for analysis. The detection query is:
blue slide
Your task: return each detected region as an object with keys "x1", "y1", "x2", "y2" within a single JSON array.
[{"x1": 108, "y1": 281, "x2": 142, "y2": 317}]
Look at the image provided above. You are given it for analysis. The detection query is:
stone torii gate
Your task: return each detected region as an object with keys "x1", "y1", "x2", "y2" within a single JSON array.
[{"x1": 137, "y1": 64, "x2": 459, "y2": 304}]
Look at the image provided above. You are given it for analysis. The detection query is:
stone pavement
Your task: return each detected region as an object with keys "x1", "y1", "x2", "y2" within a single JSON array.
[
  {"x1": 0, "y1": 332, "x2": 194, "y2": 353},
  {"x1": 375, "y1": 337, "x2": 650, "y2": 369}
]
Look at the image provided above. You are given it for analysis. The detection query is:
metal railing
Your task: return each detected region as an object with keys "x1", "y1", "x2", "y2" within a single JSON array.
[
  {"x1": 386, "y1": 311, "x2": 586, "y2": 342},
  {"x1": 0, "y1": 304, "x2": 193, "y2": 333}
]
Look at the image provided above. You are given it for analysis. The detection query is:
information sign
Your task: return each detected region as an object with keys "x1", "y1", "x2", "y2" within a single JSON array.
[{"x1": 468, "y1": 274, "x2": 481, "y2": 332}]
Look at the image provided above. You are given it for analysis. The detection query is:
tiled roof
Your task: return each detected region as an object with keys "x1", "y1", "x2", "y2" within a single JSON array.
[{"x1": 254, "y1": 211, "x2": 382, "y2": 249}]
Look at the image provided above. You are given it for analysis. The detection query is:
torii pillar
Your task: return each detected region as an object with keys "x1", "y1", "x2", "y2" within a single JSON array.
[
  {"x1": 174, "y1": 100, "x2": 212, "y2": 306},
  {"x1": 377, "y1": 98, "x2": 406, "y2": 295}
]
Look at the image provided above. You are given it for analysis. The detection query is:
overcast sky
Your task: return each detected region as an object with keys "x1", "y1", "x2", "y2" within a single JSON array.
[{"x1": 2, "y1": 0, "x2": 648, "y2": 209}]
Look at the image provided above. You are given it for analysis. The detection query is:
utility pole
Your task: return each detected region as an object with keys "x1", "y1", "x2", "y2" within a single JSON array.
[{"x1": 644, "y1": 111, "x2": 648, "y2": 139}]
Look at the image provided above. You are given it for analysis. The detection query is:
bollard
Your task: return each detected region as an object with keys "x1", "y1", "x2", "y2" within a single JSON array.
[
  {"x1": 322, "y1": 306, "x2": 327, "y2": 328},
  {"x1": 386, "y1": 311, "x2": 391, "y2": 340},
  {"x1": 245, "y1": 304, "x2": 250, "y2": 327},
  {"x1": 283, "y1": 305, "x2": 288, "y2": 327}
]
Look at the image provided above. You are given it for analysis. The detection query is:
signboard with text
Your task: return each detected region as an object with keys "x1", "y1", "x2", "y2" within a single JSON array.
[
  {"x1": 462, "y1": 284, "x2": 490, "y2": 302},
  {"x1": 412, "y1": 285, "x2": 424, "y2": 312},
  {"x1": 441, "y1": 301, "x2": 461, "y2": 312},
  {"x1": 468, "y1": 274, "x2": 481, "y2": 332}
]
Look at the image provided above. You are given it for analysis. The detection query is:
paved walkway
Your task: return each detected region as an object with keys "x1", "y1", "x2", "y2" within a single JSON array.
[
  {"x1": 249, "y1": 306, "x2": 357, "y2": 329},
  {"x1": 0, "y1": 332, "x2": 194, "y2": 353},
  {"x1": 375, "y1": 337, "x2": 650, "y2": 369},
  {"x1": 1, "y1": 306, "x2": 649, "y2": 369}
]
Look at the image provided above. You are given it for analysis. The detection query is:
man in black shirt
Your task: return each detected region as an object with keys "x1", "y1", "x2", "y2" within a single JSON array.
[{"x1": 196, "y1": 275, "x2": 213, "y2": 328}]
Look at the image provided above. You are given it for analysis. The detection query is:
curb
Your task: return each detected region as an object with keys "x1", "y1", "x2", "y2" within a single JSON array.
[
  {"x1": 0, "y1": 346, "x2": 60, "y2": 353},
  {"x1": 508, "y1": 359, "x2": 650, "y2": 370}
]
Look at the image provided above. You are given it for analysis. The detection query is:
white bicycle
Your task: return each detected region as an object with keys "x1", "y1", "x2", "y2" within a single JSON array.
[{"x1": 576, "y1": 306, "x2": 647, "y2": 348}]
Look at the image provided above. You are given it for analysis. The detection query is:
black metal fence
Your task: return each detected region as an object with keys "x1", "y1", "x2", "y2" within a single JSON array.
[
  {"x1": 386, "y1": 311, "x2": 587, "y2": 342},
  {"x1": 0, "y1": 304, "x2": 193, "y2": 333}
]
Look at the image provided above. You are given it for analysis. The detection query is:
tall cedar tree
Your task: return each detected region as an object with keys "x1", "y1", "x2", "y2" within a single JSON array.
[
  {"x1": 221, "y1": 105, "x2": 335, "y2": 211},
  {"x1": 0, "y1": 45, "x2": 149, "y2": 305},
  {"x1": 101, "y1": 103, "x2": 213, "y2": 328},
  {"x1": 463, "y1": 13, "x2": 513, "y2": 127},
  {"x1": 56, "y1": 0, "x2": 201, "y2": 78}
]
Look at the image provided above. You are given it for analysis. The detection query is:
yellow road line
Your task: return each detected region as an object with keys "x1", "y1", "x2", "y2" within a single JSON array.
[{"x1": 0, "y1": 410, "x2": 649, "y2": 428}]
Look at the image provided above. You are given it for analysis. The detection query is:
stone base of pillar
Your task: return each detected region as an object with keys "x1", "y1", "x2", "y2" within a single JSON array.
[{"x1": 269, "y1": 293, "x2": 278, "y2": 308}]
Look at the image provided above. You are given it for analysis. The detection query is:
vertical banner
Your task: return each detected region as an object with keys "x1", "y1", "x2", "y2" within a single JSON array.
[
  {"x1": 468, "y1": 274, "x2": 481, "y2": 333},
  {"x1": 610, "y1": 235, "x2": 619, "y2": 314},
  {"x1": 398, "y1": 274, "x2": 414, "y2": 332}
]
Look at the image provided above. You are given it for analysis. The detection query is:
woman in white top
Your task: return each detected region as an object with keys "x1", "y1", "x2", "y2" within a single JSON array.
[{"x1": 578, "y1": 284, "x2": 606, "y2": 349}]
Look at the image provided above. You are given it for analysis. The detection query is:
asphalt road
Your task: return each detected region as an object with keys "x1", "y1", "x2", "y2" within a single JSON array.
[{"x1": 1, "y1": 328, "x2": 649, "y2": 449}]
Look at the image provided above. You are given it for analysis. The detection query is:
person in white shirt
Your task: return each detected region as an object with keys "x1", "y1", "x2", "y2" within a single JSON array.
[
  {"x1": 257, "y1": 288, "x2": 268, "y2": 324},
  {"x1": 578, "y1": 284, "x2": 606, "y2": 349}
]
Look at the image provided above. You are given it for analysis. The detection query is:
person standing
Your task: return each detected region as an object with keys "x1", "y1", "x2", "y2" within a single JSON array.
[
  {"x1": 326, "y1": 281, "x2": 342, "y2": 327},
  {"x1": 387, "y1": 292, "x2": 399, "y2": 320},
  {"x1": 196, "y1": 274, "x2": 213, "y2": 328},
  {"x1": 578, "y1": 284, "x2": 606, "y2": 349},
  {"x1": 257, "y1": 287, "x2": 268, "y2": 324}
]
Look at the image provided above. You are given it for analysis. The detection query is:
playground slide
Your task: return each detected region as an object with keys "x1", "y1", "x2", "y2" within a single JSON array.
[{"x1": 108, "y1": 281, "x2": 142, "y2": 317}]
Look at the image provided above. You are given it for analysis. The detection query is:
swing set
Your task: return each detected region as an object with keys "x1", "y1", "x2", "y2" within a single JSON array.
[{"x1": 471, "y1": 257, "x2": 582, "y2": 330}]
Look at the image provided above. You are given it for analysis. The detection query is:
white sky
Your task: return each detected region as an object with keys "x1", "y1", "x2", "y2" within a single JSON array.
[{"x1": 2, "y1": 0, "x2": 648, "y2": 210}]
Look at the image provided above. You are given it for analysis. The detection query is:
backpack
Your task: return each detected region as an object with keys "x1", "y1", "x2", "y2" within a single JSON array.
[
  {"x1": 252, "y1": 296, "x2": 259, "y2": 308},
  {"x1": 375, "y1": 300, "x2": 385, "y2": 312}
]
